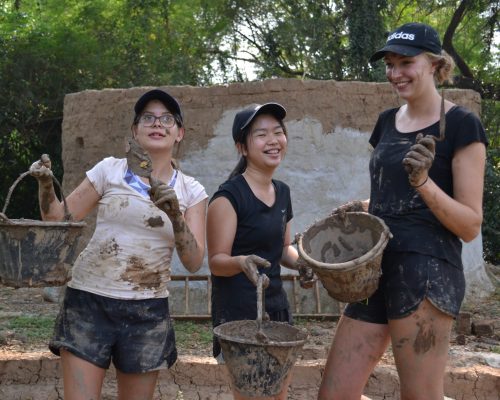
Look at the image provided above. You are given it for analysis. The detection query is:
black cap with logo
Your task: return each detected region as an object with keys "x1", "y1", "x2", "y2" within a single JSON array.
[
  {"x1": 232, "y1": 103, "x2": 286, "y2": 143},
  {"x1": 369, "y1": 22, "x2": 442, "y2": 63}
]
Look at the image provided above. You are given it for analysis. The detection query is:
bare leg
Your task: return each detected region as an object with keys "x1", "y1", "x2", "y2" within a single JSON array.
[
  {"x1": 318, "y1": 315, "x2": 390, "y2": 400},
  {"x1": 389, "y1": 299, "x2": 453, "y2": 400},
  {"x1": 116, "y1": 368, "x2": 159, "y2": 400},
  {"x1": 60, "y1": 349, "x2": 106, "y2": 400}
]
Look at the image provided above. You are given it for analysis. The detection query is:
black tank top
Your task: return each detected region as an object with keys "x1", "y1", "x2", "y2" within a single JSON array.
[{"x1": 210, "y1": 174, "x2": 292, "y2": 326}]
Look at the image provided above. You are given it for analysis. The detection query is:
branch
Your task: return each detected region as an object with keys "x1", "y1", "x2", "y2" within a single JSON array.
[{"x1": 442, "y1": 0, "x2": 474, "y2": 79}]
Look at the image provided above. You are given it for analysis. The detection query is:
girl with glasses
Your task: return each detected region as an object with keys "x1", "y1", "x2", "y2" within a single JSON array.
[{"x1": 29, "y1": 89, "x2": 208, "y2": 400}]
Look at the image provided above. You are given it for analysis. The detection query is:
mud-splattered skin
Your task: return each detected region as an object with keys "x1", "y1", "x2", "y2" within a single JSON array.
[
  {"x1": 39, "y1": 183, "x2": 57, "y2": 215},
  {"x1": 149, "y1": 182, "x2": 202, "y2": 273}
]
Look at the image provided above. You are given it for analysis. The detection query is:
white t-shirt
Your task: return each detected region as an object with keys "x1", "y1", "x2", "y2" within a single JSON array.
[{"x1": 69, "y1": 157, "x2": 207, "y2": 300}]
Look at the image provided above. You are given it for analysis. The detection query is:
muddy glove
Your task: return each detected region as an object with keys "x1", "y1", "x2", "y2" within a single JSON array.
[
  {"x1": 329, "y1": 200, "x2": 366, "y2": 227},
  {"x1": 29, "y1": 154, "x2": 53, "y2": 185},
  {"x1": 149, "y1": 183, "x2": 182, "y2": 219},
  {"x1": 296, "y1": 256, "x2": 316, "y2": 289},
  {"x1": 402, "y1": 133, "x2": 435, "y2": 187},
  {"x1": 238, "y1": 255, "x2": 271, "y2": 288}
]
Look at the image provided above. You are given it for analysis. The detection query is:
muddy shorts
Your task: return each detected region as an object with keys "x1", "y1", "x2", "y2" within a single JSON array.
[
  {"x1": 212, "y1": 308, "x2": 293, "y2": 359},
  {"x1": 344, "y1": 251, "x2": 465, "y2": 324},
  {"x1": 49, "y1": 287, "x2": 177, "y2": 373}
]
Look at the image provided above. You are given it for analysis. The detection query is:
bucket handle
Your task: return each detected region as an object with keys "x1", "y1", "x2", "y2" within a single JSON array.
[{"x1": 1, "y1": 170, "x2": 72, "y2": 222}]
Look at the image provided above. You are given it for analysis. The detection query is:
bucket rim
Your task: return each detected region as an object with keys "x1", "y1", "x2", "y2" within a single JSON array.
[
  {"x1": 297, "y1": 212, "x2": 391, "y2": 272},
  {"x1": 213, "y1": 320, "x2": 308, "y2": 347},
  {"x1": 0, "y1": 219, "x2": 87, "y2": 228}
]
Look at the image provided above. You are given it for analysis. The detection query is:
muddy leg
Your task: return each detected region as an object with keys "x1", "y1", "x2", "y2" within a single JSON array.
[
  {"x1": 116, "y1": 369, "x2": 159, "y2": 400},
  {"x1": 389, "y1": 299, "x2": 453, "y2": 400},
  {"x1": 60, "y1": 349, "x2": 106, "y2": 400},
  {"x1": 318, "y1": 315, "x2": 390, "y2": 400}
]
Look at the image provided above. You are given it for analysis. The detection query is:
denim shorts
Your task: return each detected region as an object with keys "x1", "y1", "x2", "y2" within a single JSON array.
[
  {"x1": 49, "y1": 287, "x2": 177, "y2": 373},
  {"x1": 344, "y1": 251, "x2": 465, "y2": 324}
]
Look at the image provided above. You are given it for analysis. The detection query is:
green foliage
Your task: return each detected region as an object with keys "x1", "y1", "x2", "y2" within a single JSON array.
[
  {"x1": 345, "y1": 0, "x2": 387, "y2": 81},
  {"x1": 481, "y1": 99, "x2": 500, "y2": 264},
  {"x1": 224, "y1": 0, "x2": 347, "y2": 80},
  {"x1": 0, "y1": 0, "x2": 233, "y2": 218},
  {"x1": 7, "y1": 315, "x2": 55, "y2": 340}
]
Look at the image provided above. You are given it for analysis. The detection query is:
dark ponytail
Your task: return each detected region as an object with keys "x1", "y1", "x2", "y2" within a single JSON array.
[{"x1": 228, "y1": 156, "x2": 247, "y2": 179}]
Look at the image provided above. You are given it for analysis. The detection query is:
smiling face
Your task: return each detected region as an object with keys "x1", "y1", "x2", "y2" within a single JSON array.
[
  {"x1": 238, "y1": 113, "x2": 287, "y2": 171},
  {"x1": 384, "y1": 52, "x2": 436, "y2": 102},
  {"x1": 132, "y1": 100, "x2": 184, "y2": 154}
]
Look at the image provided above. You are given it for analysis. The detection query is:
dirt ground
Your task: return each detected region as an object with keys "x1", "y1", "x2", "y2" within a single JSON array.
[{"x1": 0, "y1": 264, "x2": 499, "y2": 369}]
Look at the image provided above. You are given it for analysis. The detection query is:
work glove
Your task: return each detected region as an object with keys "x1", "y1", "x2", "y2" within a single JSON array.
[
  {"x1": 296, "y1": 256, "x2": 316, "y2": 289},
  {"x1": 149, "y1": 183, "x2": 182, "y2": 219},
  {"x1": 238, "y1": 255, "x2": 271, "y2": 288},
  {"x1": 29, "y1": 154, "x2": 53, "y2": 185},
  {"x1": 329, "y1": 200, "x2": 366, "y2": 227},
  {"x1": 402, "y1": 133, "x2": 435, "y2": 187}
]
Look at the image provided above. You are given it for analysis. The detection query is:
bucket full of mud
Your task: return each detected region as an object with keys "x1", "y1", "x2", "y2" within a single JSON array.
[
  {"x1": 0, "y1": 171, "x2": 86, "y2": 288},
  {"x1": 213, "y1": 275, "x2": 308, "y2": 397},
  {"x1": 214, "y1": 320, "x2": 308, "y2": 396},
  {"x1": 297, "y1": 212, "x2": 391, "y2": 303}
]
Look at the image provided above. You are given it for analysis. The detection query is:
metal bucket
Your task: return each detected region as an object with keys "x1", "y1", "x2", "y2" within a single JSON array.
[
  {"x1": 0, "y1": 171, "x2": 85, "y2": 288},
  {"x1": 214, "y1": 320, "x2": 307, "y2": 397},
  {"x1": 297, "y1": 212, "x2": 391, "y2": 303}
]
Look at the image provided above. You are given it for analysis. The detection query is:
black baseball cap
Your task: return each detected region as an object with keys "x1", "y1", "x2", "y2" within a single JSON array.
[
  {"x1": 369, "y1": 22, "x2": 442, "y2": 63},
  {"x1": 134, "y1": 89, "x2": 183, "y2": 123},
  {"x1": 232, "y1": 103, "x2": 286, "y2": 142}
]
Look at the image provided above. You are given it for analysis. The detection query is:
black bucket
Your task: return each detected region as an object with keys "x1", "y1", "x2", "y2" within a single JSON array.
[
  {"x1": 0, "y1": 171, "x2": 85, "y2": 287},
  {"x1": 214, "y1": 320, "x2": 307, "y2": 397},
  {"x1": 213, "y1": 275, "x2": 308, "y2": 397}
]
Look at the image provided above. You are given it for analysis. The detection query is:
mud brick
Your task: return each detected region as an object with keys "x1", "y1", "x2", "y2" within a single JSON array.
[
  {"x1": 471, "y1": 319, "x2": 495, "y2": 336},
  {"x1": 456, "y1": 312, "x2": 471, "y2": 335}
]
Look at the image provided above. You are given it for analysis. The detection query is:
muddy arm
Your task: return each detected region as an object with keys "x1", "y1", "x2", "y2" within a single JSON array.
[{"x1": 170, "y1": 198, "x2": 207, "y2": 273}]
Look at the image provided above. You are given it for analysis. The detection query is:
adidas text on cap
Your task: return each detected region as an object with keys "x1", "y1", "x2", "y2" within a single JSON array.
[{"x1": 369, "y1": 22, "x2": 442, "y2": 63}]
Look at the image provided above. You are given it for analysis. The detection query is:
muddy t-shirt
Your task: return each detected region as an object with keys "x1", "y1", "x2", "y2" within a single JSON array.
[
  {"x1": 368, "y1": 106, "x2": 487, "y2": 269},
  {"x1": 69, "y1": 157, "x2": 207, "y2": 300},
  {"x1": 210, "y1": 174, "x2": 292, "y2": 324}
]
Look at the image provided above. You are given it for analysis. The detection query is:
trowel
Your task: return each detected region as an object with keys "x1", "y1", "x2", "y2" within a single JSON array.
[{"x1": 125, "y1": 138, "x2": 163, "y2": 189}]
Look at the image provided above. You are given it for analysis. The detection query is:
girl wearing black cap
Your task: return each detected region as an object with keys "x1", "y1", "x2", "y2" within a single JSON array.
[
  {"x1": 207, "y1": 103, "x2": 312, "y2": 399},
  {"x1": 319, "y1": 23, "x2": 487, "y2": 400},
  {"x1": 29, "y1": 89, "x2": 208, "y2": 399}
]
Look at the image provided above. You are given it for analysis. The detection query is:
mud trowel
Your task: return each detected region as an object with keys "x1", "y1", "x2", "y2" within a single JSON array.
[{"x1": 125, "y1": 138, "x2": 163, "y2": 189}]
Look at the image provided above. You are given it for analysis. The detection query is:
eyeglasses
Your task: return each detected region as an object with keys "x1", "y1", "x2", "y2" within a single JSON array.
[{"x1": 139, "y1": 114, "x2": 177, "y2": 128}]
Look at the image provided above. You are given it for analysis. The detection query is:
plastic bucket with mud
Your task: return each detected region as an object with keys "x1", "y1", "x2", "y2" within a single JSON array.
[
  {"x1": 213, "y1": 276, "x2": 308, "y2": 397},
  {"x1": 0, "y1": 171, "x2": 85, "y2": 288},
  {"x1": 297, "y1": 212, "x2": 391, "y2": 303}
]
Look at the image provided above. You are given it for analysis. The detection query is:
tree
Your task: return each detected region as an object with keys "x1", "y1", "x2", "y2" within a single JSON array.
[{"x1": 0, "y1": 0, "x2": 233, "y2": 218}]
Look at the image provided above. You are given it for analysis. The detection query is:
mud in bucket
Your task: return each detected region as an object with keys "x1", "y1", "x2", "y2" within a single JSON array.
[
  {"x1": 297, "y1": 212, "x2": 391, "y2": 303},
  {"x1": 0, "y1": 171, "x2": 86, "y2": 288},
  {"x1": 213, "y1": 276, "x2": 308, "y2": 397}
]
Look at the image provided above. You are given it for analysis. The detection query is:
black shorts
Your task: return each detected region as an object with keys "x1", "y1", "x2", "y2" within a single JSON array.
[
  {"x1": 344, "y1": 251, "x2": 465, "y2": 324},
  {"x1": 49, "y1": 287, "x2": 177, "y2": 373},
  {"x1": 212, "y1": 308, "x2": 293, "y2": 358}
]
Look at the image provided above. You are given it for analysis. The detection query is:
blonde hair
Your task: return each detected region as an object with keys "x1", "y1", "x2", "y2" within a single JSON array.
[{"x1": 425, "y1": 50, "x2": 455, "y2": 85}]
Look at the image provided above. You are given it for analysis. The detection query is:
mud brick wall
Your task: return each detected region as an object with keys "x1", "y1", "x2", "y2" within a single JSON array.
[{"x1": 60, "y1": 79, "x2": 492, "y2": 304}]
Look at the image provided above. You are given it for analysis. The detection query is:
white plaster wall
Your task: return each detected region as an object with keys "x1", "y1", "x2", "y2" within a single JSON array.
[{"x1": 177, "y1": 107, "x2": 489, "y2": 301}]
